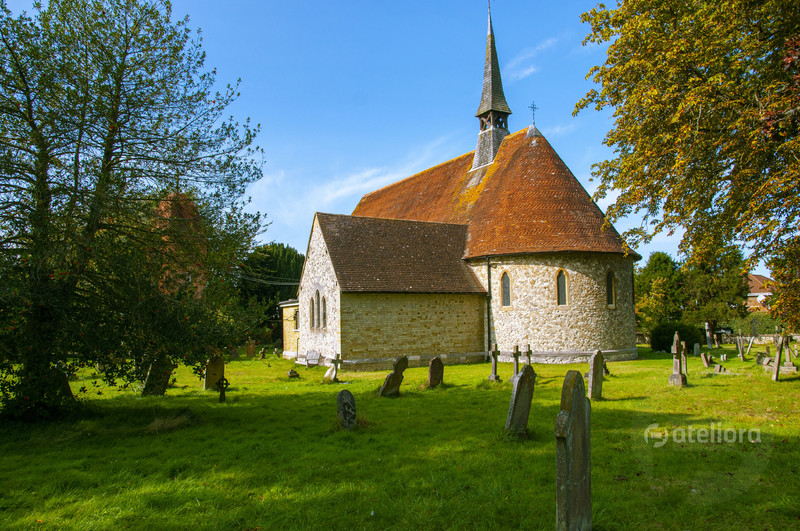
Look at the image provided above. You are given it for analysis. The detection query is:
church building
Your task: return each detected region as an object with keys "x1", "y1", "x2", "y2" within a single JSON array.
[{"x1": 283, "y1": 9, "x2": 640, "y2": 370}]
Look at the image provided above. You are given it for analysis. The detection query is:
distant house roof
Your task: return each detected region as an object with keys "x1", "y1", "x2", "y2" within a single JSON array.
[
  {"x1": 315, "y1": 213, "x2": 486, "y2": 294},
  {"x1": 748, "y1": 274, "x2": 773, "y2": 295},
  {"x1": 352, "y1": 128, "x2": 639, "y2": 260}
]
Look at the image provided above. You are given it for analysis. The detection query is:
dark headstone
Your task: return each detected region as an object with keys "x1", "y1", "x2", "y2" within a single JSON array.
[
  {"x1": 229, "y1": 346, "x2": 240, "y2": 360},
  {"x1": 337, "y1": 389, "x2": 357, "y2": 430},
  {"x1": 427, "y1": 357, "x2": 444, "y2": 388},
  {"x1": 772, "y1": 339, "x2": 782, "y2": 382},
  {"x1": 668, "y1": 332, "x2": 687, "y2": 387},
  {"x1": 525, "y1": 344, "x2": 533, "y2": 366},
  {"x1": 512, "y1": 345, "x2": 521, "y2": 376},
  {"x1": 142, "y1": 354, "x2": 174, "y2": 396},
  {"x1": 588, "y1": 351, "x2": 604, "y2": 400},
  {"x1": 217, "y1": 377, "x2": 229, "y2": 403},
  {"x1": 204, "y1": 356, "x2": 225, "y2": 391},
  {"x1": 378, "y1": 356, "x2": 408, "y2": 397},
  {"x1": 287, "y1": 369, "x2": 300, "y2": 379},
  {"x1": 694, "y1": 343, "x2": 701, "y2": 357},
  {"x1": 555, "y1": 370, "x2": 591, "y2": 531},
  {"x1": 489, "y1": 345, "x2": 501, "y2": 382},
  {"x1": 505, "y1": 364, "x2": 536, "y2": 437}
]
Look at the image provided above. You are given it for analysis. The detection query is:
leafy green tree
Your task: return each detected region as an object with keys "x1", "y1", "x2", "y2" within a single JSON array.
[
  {"x1": 634, "y1": 251, "x2": 686, "y2": 334},
  {"x1": 767, "y1": 237, "x2": 800, "y2": 332},
  {"x1": 576, "y1": 0, "x2": 799, "y2": 260},
  {"x1": 236, "y1": 243, "x2": 304, "y2": 345},
  {"x1": 682, "y1": 245, "x2": 749, "y2": 345},
  {"x1": 0, "y1": 0, "x2": 262, "y2": 418}
]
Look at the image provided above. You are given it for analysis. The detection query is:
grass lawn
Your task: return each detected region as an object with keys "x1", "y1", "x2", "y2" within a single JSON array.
[{"x1": 1, "y1": 345, "x2": 799, "y2": 529}]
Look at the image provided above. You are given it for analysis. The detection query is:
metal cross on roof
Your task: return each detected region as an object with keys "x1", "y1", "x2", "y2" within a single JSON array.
[{"x1": 529, "y1": 101, "x2": 538, "y2": 126}]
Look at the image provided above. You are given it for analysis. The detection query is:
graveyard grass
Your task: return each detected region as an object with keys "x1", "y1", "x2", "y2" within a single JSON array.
[{"x1": 1, "y1": 345, "x2": 799, "y2": 529}]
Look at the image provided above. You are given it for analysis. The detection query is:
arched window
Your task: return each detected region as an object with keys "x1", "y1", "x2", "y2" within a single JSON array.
[
  {"x1": 309, "y1": 298, "x2": 315, "y2": 328},
  {"x1": 606, "y1": 271, "x2": 615, "y2": 307},
  {"x1": 322, "y1": 297, "x2": 327, "y2": 329},
  {"x1": 557, "y1": 270, "x2": 568, "y2": 306},
  {"x1": 501, "y1": 272, "x2": 511, "y2": 307},
  {"x1": 315, "y1": 291, "x2": 321, "y2": 329}
]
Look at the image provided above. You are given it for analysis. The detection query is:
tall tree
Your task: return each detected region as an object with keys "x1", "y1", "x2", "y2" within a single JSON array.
[
  {"x1": 634, "y1": 251, "x2": 686, "y2": 334},
  {"x1": 767, "y1": 237, "x2": 800, "y2": 331},
  {"x1": 0, "y1": 0, "x2": 262, "y2": 418},
  {"x1": 575, "y1": 0, "x2": 800, "y2": 259}
]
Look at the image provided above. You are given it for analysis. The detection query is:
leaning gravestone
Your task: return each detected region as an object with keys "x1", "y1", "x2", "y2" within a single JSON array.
[
  {"x1": 588, "y1": 351, "x2": 604, "y2": 400},
  {"x1": 681, "y1": 342, "x2": 688, "y2": 375},
  {"x1": 142, "y1": 355, "x2": 174, "y2": 396},
  {"x1": 337, "y1": 389, "x2": 357, "y2": 430},
  {"x1": 427, "y1": 356, "x2": 444, "y2": 388},
  {"x1": 714, "y1": 364, "x2": 728, "y2": 374},
  {"x1": 204, "y1": 356, "x2": 225, "y2": 391},
  {"x1": 505, "y1": 364, "x2": 536, "y2": 437},
  {"x1": 701, "y1": 352, "x2": 710, "y2": 368},
  {"x1": 668, "y1": 332, "x2": 687, "y2": 387},
  {"x1": 379, "y1": 356, "x2": 408, "y2": 397},
  {"x1": 555, "y1": 370, "x2": 591, "y2": 531},
  {"x1": 772, "y1": 341, "x2": 782, "y2": 382}
]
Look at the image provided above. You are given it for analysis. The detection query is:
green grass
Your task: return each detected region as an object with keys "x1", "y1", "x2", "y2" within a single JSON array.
[{"x1": 1, "y1": 345, "x2": 799, "y2": 529}]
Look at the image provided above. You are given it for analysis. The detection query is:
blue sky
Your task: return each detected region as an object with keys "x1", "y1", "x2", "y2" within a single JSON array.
[{"x1": 5, "y1": 1, "x2": 767, "y2": 274}]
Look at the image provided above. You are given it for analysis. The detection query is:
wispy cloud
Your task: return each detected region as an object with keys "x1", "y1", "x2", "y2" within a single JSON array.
[
  {"x1": 541, "y1": 122, "x2": 577, "y2": 137},
  {"x1": 504, "y1": 37, "x2": 558, "y2": 81}
]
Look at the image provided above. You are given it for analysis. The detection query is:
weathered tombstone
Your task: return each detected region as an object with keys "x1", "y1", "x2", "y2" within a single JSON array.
[
  {"x1": 378, "y1": 356, "x2": 408, "y2": 397},
  {"x1": 714, "y1": 364, "x2": 727, "y2": 374},
  {"x1": 588, "y1": 351, "x2": 604, "y2": 400},
  {"x1": 427, "y1": 356, "x2": 444, "y2": 388},
  {"x1": 701, "y1": 352, "x2": 710, "y2": 368},
  {"x1": 489, "y1": 344, "x2": 502, "y2": 382},
  {"x1": 778, "y1": 335, "x2": 798, "y2": 374},
  {"x1": 228, "y1": 345, "x2": 240, "y2": 360},
  {"x1": 505, "y1": 364, "x2": 536, "y2": 437},
  {"x1": 751, "y1": 318, "x2": 758, "y2": 338},
  {"x1": 217, "y1": 377, "x2": 229, "y2": 403},
  {"x1": 204, "y1": 356, "x2": 225, "y2": 391},
  {"x1": 512, "y1": 346, "x2": 521, "y2": 376},
  {"x1": 668, "y1": 332, "x2": 687, "y2": 387},
  {"x1": 766, "y1": 346, "x2": 771, "y2": 358},
  {"x1": 681, "y1": 341, "x2": 688, "y2": 375},
  {"x1": 324, "y1": 353, "x2": 342, "y2": 383},
  {"x1": 142, "y1": 355, "x2": 174, "y2": 396},
  {"x1": 336, "y1": 389, "x2": 357, "y2": 430},
  {"x1": 705, "y1": 322, "x2": 713, "y2": 349},
  {"x1": 555, "y1": 370, "x2": 591, "y2": 531},
  {"x1": 287, "y1": 369, "x2": 299, "y2": 379},
  {"x1": 245, "y1": 339, "x2": 256, "y2": 358},
  {"x1": 525, "y1": 344, "x2": 533, "y2": 366},
  {"x1": 694, "y1": 343, "x2": 701, "y2": 357}
]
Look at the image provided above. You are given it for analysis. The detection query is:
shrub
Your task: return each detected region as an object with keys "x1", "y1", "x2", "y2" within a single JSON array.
[{"x1": 650, "y1": 322, "x2": 704, "y2": 352}]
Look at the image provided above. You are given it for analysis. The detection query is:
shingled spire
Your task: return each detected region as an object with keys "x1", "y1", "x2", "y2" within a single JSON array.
[{"x1": 471, "y1": 5, "x2": 512, "y2": 171}]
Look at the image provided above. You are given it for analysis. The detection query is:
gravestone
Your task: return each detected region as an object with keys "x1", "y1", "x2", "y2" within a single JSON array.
[
  {"x1": 229, "y1": 345, "x2": 240, "y2": 360},
  {"x1": 525, "y1": 344, "x2": 533, "y2": 366},
  {"x1": 427, "y1": 357, "x2": 444, "y2": 388},
  {"x1": 379, "y1": 356, "x2": 408, "y2": 397},
  {"x1": 245, "y1": 339, "x2": 256, "y2": 358},
  {"x1": 588, "y1": 351, "x2": 604, "y2": 400},
  {"x1": 555, "y1": 370, "x2": 591, "y2": 531},
  {"x1": 512, "y1": 346, "x2": 521, "y2": 377},
  {"x1": 694, "y1": 343, "x2": 701, "y2": 357},
  {"x1": 287, "y1": 369, "x2": 299, "y2": 379},
  {"x1": 505, "y1": 364, "x2": 536, "y2": 437},
  {"x1": 714, "y1": 364, "x2": 728, "y2": 374},
  {"x1": 324, "y1": 354, "x2": 342, "y2": 383},
  {"x1": 204, "y1": 356, "x2": 225, "y2": 391},
  {"x1": 489, "y1": 345, "x2": 502, "y2": 382},
  {"x1": 217, "y1": 377, "x2": 229, "y2": 403},
  {"x1": 142, "y1": 355, "x2": 174, "y2": 396},
  {"x1": 777, "y1": 335, "x2": 798, "y2": 375},
  {"x1": 668, "y1": 332, "x2": 687, "y2": 387},
  {"x1": 681, "y1": 342, "x2": 688, "y2": 375},
  {"x1": 337, "y1": 389, "x2": 357, "y2": 430},
  {"x1": 701, "y1": 352, "x2": 710, "y2": 368}
]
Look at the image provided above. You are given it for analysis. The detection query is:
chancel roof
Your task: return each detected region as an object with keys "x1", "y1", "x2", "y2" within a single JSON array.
[
  {"x1": 315, "y1": 213, "x2": 486, "y2": 294},
  {"x1": 352, "y1": 127, "x2": 640, "y2": 260}
]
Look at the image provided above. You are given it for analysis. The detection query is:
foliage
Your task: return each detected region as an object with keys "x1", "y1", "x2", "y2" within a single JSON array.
[
  {"x1": 767, "y1": 236, "x2": 800, "y2": 332},
  {"x1": 634, "y1": 251, "x2": 686, "y2": 334},
  {"x1": 681, "y1": 245, "x2": 749, "y2": 332},
  {"x1": 0, "y1": 0, "x2": 262, "y2": 418},
  {"x1": 649, "y1": 321, "x2": 704, "y2": 352},
  {"x1": 0, "y1": 354, "x2": 798, "y2": 528},
  {"x1": 728, "y1": 312, "x2": 784, "y2": 337},
  {"x1": 235, "y1": 243, "x2": 304, "y2": 345},
  {"x1": 576, "y1": 0, "x2": 800, "y2": 259}
]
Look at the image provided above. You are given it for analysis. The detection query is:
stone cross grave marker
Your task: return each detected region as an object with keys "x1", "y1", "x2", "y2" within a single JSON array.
[
  {"x1": 489, "y1": 344, "x2": 502, "y2": 382},
  {"x1": 324, "y1": 353, "x2": 342, "y2": 383},
  {"x1": 681, "y1": 342, "x2": 688, "y2": 375},
  {"x1": 427, "y1": 356, "x2": 444, "y2": 388},
  {"x1": 525, "y1": 344, "x2": 533, "y2": 366},
  {"x1": 337, "y1": 389, "x2": 357, "y2": 430},
  {"x1": 217, "y1": 377, "x2": 229, "y2": 403},
  {"x1": 588, "y1": 351, "x2": 604, "y2": 400},
  {"x1": 777, "y1": 335, "x2": 798, "y2": 376},
  {"x1": 505, "y1": 364, "x2": 536, "y2": 437},
  {"x1": 668, "y1": 332, "x2": 687, "y2": 387},
  {"x1": 204, "y1": 356, "x2": 225, "y2": 391},
  {"x1": 513, "y1": 345, "x2": 521, "y2": 377},
  {"x1": 379, "y1": 356, "x2": 408, "y2": 397},
  {"x1": 555, "y1": 370, "x2": 591, "y2": 531}
]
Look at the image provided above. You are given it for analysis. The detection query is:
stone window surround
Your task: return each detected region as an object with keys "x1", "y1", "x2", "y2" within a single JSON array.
[
  {"x1": 606, "y1": 270, "x2": 616, "y2": 309},
  {"x1": 500, "y1": 271, "x2": 512, "y2": 308},
  {"x1": 556, "y1": 268, "x2": 569, "y2": 307}
]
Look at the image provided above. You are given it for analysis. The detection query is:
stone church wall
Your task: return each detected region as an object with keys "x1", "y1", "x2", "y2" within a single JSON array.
[
  {"x1": 468, "y1": 252, "x2": 637, "y2": 362},
  {"x1": 297, "y1": 218, "x2": 341, "y2": 362},
  {"x1": 339, "y1": 292, "x2": 486, "y2": 370}
]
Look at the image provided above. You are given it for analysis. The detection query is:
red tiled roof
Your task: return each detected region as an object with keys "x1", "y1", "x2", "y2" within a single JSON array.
[
  {"x1": 353, "y1": 128, "x2": 639, "y2": 260},
  {"x1": 748, "y1": 274, "x2": 773, "y2": 294},
  {"x1": 316, "y1": 213, "x2": 485, "y2": 294}
]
